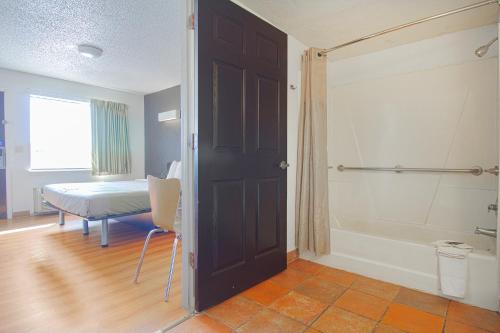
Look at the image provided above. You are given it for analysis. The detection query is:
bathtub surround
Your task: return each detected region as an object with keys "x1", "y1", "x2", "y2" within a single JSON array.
[
  {"x1": 328, "y1": 24, "x2": 498, "y2": 250},
  {"x1": 296, "y1": 48, "x2": 330, "y2": 256},
  {"x1": 302, "y1": 24, "x2": 499, "y2": 310}
]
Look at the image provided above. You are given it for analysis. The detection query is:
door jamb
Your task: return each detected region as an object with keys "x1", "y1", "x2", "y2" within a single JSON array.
[
  {"x1": 180, "y1": 0, "x2": 196, "y2": 313},
  {"x1": 0, "y1": 91, "x2": 11, "y2": 220}
]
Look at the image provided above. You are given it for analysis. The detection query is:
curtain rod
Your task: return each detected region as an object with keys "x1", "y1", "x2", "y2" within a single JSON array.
[{"x1": 319, "y1": 0, "x2": 499, "y2": 56}]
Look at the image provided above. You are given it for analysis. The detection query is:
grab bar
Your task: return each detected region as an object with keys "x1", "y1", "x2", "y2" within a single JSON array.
[
  {"x1": 333, "y1": 164, "x2": 484, "y2": 176},
  {"x1": 475, "y1": 227, "x2": 497, "y2": 238}
]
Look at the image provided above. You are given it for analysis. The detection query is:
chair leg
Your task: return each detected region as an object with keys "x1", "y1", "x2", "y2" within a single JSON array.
[
  {"x1": 165, "y1": 233, "x2": 181, "y2": 302},
  {"x1": 134, "y1": 228, "x2": 162, "y2": 283},
  {"x1": 82, "y1": 219, "x2": 89, "y2": 235}
]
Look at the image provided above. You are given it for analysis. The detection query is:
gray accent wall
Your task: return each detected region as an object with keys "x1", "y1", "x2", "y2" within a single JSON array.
[{"x1": 144, "y1": 85, "x2": 181, "y2": 178}]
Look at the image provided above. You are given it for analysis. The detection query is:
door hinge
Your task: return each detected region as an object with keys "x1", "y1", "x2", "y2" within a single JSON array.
[
  {"x1": 191, "y1": 133, "x2": 198, "y2": 151},
  {"x1": 189, "y1": 251, "x2": 196, "y2": 269},
  {"x1": 188, "y1": 13, "x2": 195, "y2": 30}
]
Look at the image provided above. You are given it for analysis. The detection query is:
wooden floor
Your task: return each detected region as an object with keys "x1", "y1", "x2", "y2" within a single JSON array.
[{"x1": 0, "y1": 214, "x2": 187, "y2": 333}]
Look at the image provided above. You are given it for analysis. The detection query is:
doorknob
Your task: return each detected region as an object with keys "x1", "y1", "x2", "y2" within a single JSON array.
[{"x1": 279, "y1": 161, "x2": 290, "y2": 170}]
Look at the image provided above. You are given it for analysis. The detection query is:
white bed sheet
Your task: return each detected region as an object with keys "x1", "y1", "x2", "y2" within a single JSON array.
[{"x1": 43, "y1": 180, "x2": 150, "y2": 219}]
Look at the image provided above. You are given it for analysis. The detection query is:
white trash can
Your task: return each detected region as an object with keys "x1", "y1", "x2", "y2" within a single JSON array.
[{"x1": 436, "y1": 244, "x2": 472, "y2": 298}]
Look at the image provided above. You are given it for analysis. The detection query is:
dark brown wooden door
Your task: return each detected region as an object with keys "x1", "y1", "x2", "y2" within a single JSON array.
[{"x1": 195, "y1": 0, "x2": 288, "y2": 311}]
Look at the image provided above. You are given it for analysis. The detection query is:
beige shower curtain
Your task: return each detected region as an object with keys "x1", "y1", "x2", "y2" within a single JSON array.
[{"x1": 295, "y1": 48, "x2": 330, "y2": 256}]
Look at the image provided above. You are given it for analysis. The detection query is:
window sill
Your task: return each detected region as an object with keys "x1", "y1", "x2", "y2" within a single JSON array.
[{"x1": 27, "y1": 168, "x2": 92, "y2": 173}]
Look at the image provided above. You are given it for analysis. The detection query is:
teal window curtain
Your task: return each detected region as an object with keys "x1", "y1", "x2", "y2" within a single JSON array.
[{"x1": 91, "y1": 99, "x2": 132, "y2": 175}]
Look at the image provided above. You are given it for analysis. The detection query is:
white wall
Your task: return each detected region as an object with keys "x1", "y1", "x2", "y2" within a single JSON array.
[
  {"x1": 497, "y1": 18, "x2": 500, "y2": 312},
  {"x1": 328, "y1": 25, "x2": 498, "y2": 251},
  {"x1": 287, "y1": 36, "x2": 307, "y2": 251},
  {"x1": 0, "y1": 68, "x2": 145, "y2": 217}
]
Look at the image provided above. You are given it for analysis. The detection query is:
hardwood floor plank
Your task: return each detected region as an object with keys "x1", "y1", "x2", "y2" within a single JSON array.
[{"x1": 0, "y1": 216, "x2": 186, "y2": 333}]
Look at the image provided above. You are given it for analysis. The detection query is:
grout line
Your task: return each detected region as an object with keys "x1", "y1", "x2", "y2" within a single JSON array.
[
  {"x1": 262, "y1": 306, "x2": 310, "y2": 331},
  {"x1": 307, "y1": 278, "x2": 354, "y2": 330},
  {"x1": 236, "y1": 305, "x2": 265, "y2": 330},
  {"x1": 441, "y1": 300, "x2": 451, "y2": 333},
  {"x1": 308, "y1": 303, "x2": 333, "y2": 332},
  {"x1": 376, "y1": 300, "x2": 393, "y2": 330}
]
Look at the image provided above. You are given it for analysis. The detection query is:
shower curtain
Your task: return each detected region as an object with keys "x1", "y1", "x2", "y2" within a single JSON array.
[
  {"x1": 91, "y1": 99, "x2": 132, "y2": 176},
  {"x1": 295, "y1": 48, "x2": 330, "y2": 256}
]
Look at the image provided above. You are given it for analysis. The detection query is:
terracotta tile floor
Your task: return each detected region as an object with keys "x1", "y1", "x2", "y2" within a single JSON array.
[{"x1": 169, "y1": 259, "x2": 500, "y2": 333}]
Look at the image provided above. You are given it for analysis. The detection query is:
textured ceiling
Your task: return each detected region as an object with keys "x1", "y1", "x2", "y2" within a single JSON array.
[
  {"x1": 0, "y1": 0, "x2": 182, "y2": 94},
  {"x1": 236, "y1": 0, "x2": 498, "y2": 60}
]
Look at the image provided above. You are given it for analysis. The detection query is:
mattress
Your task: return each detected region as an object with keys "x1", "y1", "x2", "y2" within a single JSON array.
[{"x1": 42, "y1": 180, "x2": 151, "y2": 220}]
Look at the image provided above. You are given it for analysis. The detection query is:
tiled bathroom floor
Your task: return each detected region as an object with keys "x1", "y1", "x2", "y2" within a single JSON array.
[{"x1": 169, "y1": 259, "x2": 500, "y2": 333}]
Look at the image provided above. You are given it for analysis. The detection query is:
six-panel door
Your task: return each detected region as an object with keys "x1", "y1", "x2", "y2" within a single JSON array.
[{"x1": 196, "y1": 0, "x2": 287, "y2": 311}]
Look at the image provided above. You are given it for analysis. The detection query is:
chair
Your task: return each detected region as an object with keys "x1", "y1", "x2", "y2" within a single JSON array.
[{"x1": 133, "y1": 175, "x2": 181, "y2": 301}]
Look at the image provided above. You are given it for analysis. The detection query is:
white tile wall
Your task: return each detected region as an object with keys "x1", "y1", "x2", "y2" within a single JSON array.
[{"x1": 328, "y1": 25, "x2": 498, "y2": 248}]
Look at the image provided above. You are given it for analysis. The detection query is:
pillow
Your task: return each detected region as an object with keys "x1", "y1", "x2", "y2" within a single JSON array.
[
  {"x1": 166, "y1": 161, "x2": 178, "y2": 179},
  {"x1": 174, "y1": 161, "x2": 182, "y2": 180}
]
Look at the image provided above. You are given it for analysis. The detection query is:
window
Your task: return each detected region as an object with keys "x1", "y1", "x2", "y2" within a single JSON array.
[{"x1": 30, "y1": 95, "x2": 92, "y2": 170}]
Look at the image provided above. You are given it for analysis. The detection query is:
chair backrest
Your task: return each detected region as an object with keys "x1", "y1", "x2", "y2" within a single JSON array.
[{"x1": 147, "y1": 175, "x2": 181, "y2": 231}]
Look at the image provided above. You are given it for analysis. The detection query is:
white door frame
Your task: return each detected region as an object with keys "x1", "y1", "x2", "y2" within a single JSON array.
[
  {"x1": 496, "y1": 16, "x2": 500, "y2": 313},
  {"x1": 180, "y1": 0, "x2": 196, "y2": 312}
]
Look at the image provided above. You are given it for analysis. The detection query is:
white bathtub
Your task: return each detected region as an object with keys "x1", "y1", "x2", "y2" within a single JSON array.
[{"x1": 302, "y1": 227, "x2": 498, "y2": 310}]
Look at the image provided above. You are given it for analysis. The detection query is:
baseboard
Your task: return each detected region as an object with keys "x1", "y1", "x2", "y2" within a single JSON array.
[
  {"x1": 287, "y1": 249, "x2": 299, "y2": 264},
  {"x1": 12, "y1": 210, "x2": 30, "y2": 218}
]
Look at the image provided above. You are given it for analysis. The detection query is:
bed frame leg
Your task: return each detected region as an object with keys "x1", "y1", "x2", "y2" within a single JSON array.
[
  {"x1": 82, "y1": 219, "x2": 89, "y2": 235},
  {"x1": 101, "y1": 219, "x2": 109, "y2": 247},
  {"x1": 58, "y1": 211, "x2": 65, "y2": 226}
]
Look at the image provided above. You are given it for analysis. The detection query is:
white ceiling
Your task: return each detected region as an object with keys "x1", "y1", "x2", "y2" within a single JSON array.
[
  {"x1": 1, "y1": 1, "x2": 496, "y2": 93},
  {"x1": 0, "y1": 0, "x2": 182, "y2": 95},
  {"x1": 237, "y1": 0, "x2": 498, "y2": 60}
]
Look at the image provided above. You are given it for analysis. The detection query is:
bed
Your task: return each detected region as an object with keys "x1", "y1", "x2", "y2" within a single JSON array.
[{"x1": 42, "y1": 180, "x2": 151, "y2": 247}]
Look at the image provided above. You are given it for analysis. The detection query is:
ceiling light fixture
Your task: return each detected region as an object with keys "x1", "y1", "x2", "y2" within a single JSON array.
[{"x1": 77, "y1": 44, "x2": 103, "y2": 58}]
